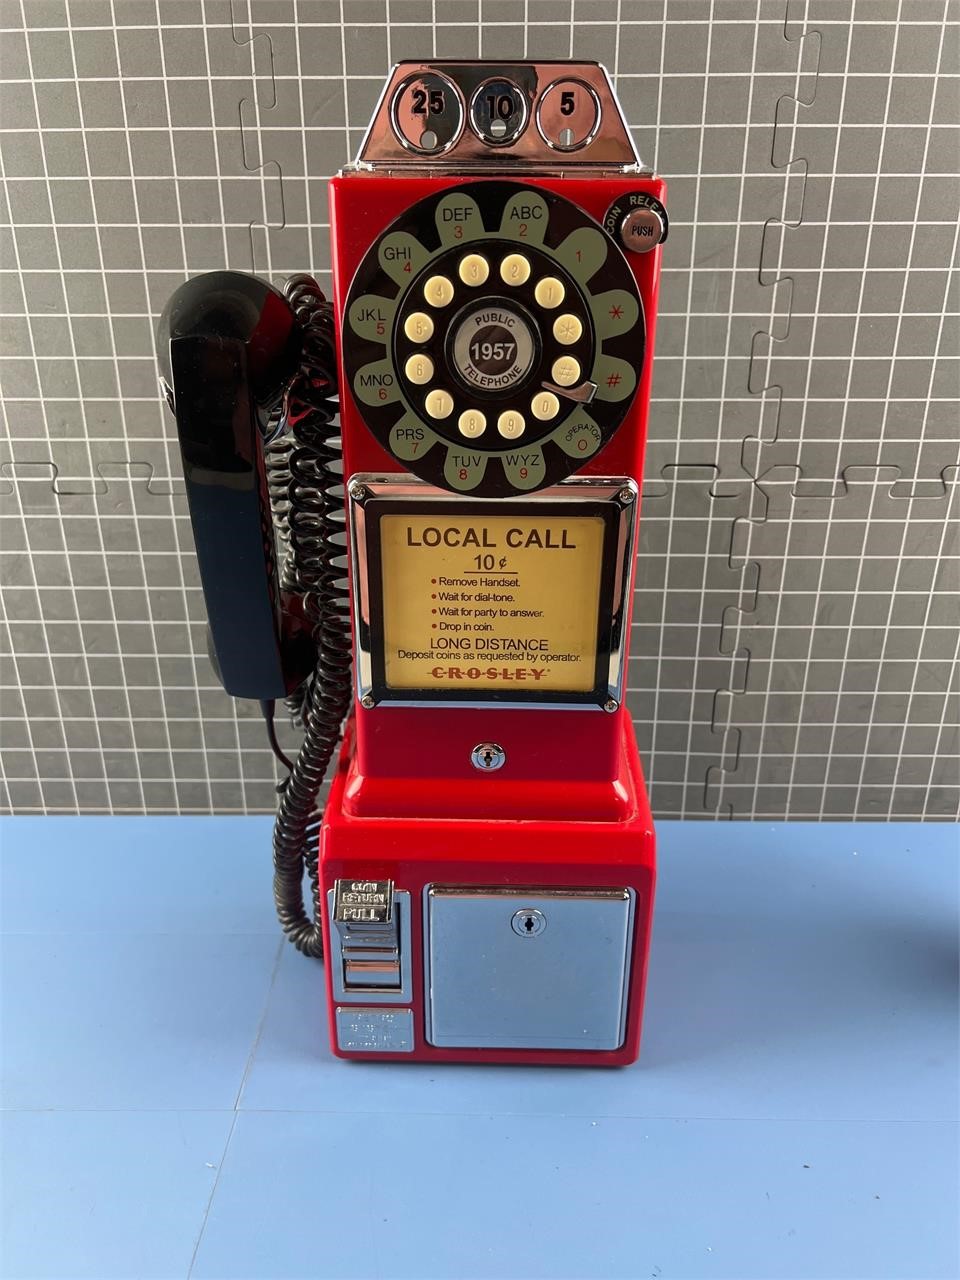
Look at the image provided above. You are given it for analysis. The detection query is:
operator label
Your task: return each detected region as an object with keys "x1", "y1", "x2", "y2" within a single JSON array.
[{"x1": 378, "y1": 513, "x2": 605, "y2": 693}]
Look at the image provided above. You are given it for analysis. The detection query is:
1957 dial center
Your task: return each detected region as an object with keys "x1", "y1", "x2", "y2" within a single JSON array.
[{"x1": 451, "y1": 303, "x2": 536, "y2": 391}]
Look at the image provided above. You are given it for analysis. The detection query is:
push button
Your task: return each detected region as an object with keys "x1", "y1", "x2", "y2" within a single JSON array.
[
  {"x1": 425, "y1": 389, "x2": 454, "y2": 419},
  {"x1": 404, "y1": 353, "x2": 434, "y2": 385},
  {"x1": 458, "y1": 409, "x2": 486, "y2": 438},
  {"x1": 458, "y1": 253, "x2": 489, "y2": 287},
  {"x1": 403, "y1": 311, "x2": 434, "y2": 343},
  {"x1": 553, "y1": 313, "x2": 583, "y2": 345},
  {"x1": 619, "y1": 206, "x2": 666, "y2": 254},
  {"x1": 500, "y1": 253, "x2": 531, "y2": 286},
  {"x1": 424, "y1": 275, "x2": 455, "y2": 307},
  {"x1": 534, "y1": 276, "x2": 565, "y2": 309},
  {"x1": 497, "y1": 409, "x2": 525, "y2": 439}
]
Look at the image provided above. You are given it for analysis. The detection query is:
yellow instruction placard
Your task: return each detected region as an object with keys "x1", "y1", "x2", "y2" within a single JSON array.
[{"x1": 379, "y1": 513, "x2": 605, "y2": 693}]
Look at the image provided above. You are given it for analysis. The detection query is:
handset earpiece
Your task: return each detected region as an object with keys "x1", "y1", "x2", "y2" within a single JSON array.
[{"x1": 158, "y1": 271, "x2": 316, "y2": 700}]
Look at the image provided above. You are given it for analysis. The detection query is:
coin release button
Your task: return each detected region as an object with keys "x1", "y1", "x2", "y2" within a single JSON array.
[
  {"x1": 404, "y1": 354, "x2": 434, "y2": 385},
  {"x1": 425, "y1": 389, "x2": 454, "y2": 419},
  {"x1": 534, "y1": 276, "x2": 565, "y2": 309},
  {"x1": 619, "y1": 206, "x2": 666, "y2": 254},
  {"x1": 403, "y1": 311, "x2": 434, "y2": 343},
  {"x1": 551, "y1": 355, "x2": 581, "y2": 386},
  {"x1": 553, "y1": 313, "x2": 583, "y2": 345},
  {"x1": 500, "y1": 253, "x2": 531, "y2": 286},
  {"x1": 497, "y1": 409, "x2": 525, "y2": 439},
  {"x1": 458, "y1": 409, "x2": 486, "y2": 438},
  {"x1": 424, "y1": 275, "x2": 455, "y2": 307},
  {"x1": 458, "y1": 253, "x2": 489, "y2": 287},
  {"x1": 531, "y1": 391, "x2": 560, "y2": 421}
]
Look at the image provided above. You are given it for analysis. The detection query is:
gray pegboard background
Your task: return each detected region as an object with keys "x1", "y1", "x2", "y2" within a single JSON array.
[{"x1": 0, "y1": 0, "x2": 957, "y2": 819}]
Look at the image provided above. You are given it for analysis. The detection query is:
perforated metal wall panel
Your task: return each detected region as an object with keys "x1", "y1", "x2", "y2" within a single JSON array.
[{"x1": 1, "y1": 0, "x2": 956, "y2": 819}]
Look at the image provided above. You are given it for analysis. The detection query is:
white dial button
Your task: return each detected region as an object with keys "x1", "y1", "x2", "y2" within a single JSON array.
[
  {"x1": 458, "y1": 409, "x2": 486, "y2": 438},
  {"x1": 403, "y1": 311, "x2": 434, "y2": 342},
  {"x1": 551, "y1": 355, "x2": 581, "y2": 386},
  {"x1": 458, "y1": 253, "x2": 489, "y2": 287},
  {"x1": 553, "y1": 313, "x2": 583, "y2": 345},
  {"x1": 500, "y1": 253, "x2": 531, "y2": 286},
  {"x1": 497, "y1": 410, "x2": 525, "y2": 439},
  {"x1": 531, "y1": 391, "x2": 560, "y2": 421},
  {"x1": 404, "y1": 354, "x2": 434, "y2": 385},
  {"x1": 424, "y1": 275, "x2": 455, "y2": 307},
  {"x1": 534, "y1": 276, "x2": 565, "y2": 309},
  {"x1": 425, "y1": 389, "x2": 454, "y2": 419}
]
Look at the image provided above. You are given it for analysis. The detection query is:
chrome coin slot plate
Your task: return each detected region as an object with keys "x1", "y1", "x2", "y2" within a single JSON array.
[{"x1": 352, "y1": 60, "x2": 645, "y2": 172}]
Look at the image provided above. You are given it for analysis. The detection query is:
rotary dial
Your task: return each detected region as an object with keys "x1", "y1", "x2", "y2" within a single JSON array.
[{"x1": 343, "y1": 181, "x2": 644, "y2": 497}]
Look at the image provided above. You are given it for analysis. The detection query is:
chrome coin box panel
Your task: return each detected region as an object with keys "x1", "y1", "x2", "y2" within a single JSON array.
[{"x1": 423, "y1": 886, "x2": 636, "y2": 1051}]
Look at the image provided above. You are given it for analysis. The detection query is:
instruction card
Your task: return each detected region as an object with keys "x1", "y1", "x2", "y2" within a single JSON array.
[{"x1": 379, "y1": 513, "x2": 606, "y2": 693}]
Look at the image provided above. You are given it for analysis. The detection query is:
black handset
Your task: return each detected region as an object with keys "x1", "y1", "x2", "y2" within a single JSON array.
[
  {"x1": 158, "y1": 271, "x2": 316, "y2": 701},
  {"x1": 161, "y1": 270, "x2": 350, "y2": 957}
]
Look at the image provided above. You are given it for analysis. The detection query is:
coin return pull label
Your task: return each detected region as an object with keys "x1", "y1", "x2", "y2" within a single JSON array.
[{"x1": 333, "y1": 879, "x2": 402, "y2": 990}]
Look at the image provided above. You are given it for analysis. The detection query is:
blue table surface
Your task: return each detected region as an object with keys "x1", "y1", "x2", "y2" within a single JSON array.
[{"x1": 1, "y1": 816, "x2": 957, "y2": 1280}]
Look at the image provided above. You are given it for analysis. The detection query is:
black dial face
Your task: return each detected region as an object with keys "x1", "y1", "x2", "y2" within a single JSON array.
[{"x1": 343, "y1": 181, "x2": 645, "y2": 497}]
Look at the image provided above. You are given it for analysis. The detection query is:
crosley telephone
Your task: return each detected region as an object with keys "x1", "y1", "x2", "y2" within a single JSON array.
[{"x1": 157, "y1": 62, "x2": 667, "y2": 1065}]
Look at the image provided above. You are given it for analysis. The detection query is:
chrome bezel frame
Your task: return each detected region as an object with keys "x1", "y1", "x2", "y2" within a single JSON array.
[{"x1": 347, "y1": 473, "x2": 638, "y2": 712}]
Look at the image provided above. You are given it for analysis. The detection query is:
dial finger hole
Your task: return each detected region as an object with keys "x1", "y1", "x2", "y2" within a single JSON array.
[
  {"x1": 424, "y1": 274, "x2": 455, "y2": 307},
  {"x1": 458, "y1": 253, "x2": 490, "y2": 287},
  {"x1": 531, "y1": 391, "x2": 560, "y2": 421},
  {"x1": 458, "y1": 409, "x2": 486, "y2": 438},
  {"x1": 500, "y1": 253, "x2": 531, "y2": 286},
  {"x1": 534, "y1": 276, "x2": 565, "y2": 309},
  {"x1": 497, "y1": 409, "x2": 525, "y2": 439},
  {"x1": 403, "y1": 311, "x2": 434, "y2": 342},
  {"x1": 551, "y1": 355, "x2": 581, "y2": 386},
  {"x1": 404, "y1": 353, "x2": 434, "y2": 385},
  {"x1": 553, "y1": 312, "x2": 583, "y2": 345},
  {"x1": 425, "y1": 389, "x2": 454, "y2": 419}
]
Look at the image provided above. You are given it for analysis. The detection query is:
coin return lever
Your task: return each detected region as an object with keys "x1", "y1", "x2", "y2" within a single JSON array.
[{"x1": 333, "y1": 879, "x2": 402, "y2": 989}]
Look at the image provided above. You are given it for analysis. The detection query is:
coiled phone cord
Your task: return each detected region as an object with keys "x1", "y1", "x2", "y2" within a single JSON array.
[{"x1": 269, "y1": 273, "x2": 353, "y2": 958}]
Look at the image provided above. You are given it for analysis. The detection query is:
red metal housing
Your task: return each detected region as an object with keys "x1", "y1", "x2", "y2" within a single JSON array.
[{"x1": 321, "y1": 169, "x2": 665, "y2": 1065}]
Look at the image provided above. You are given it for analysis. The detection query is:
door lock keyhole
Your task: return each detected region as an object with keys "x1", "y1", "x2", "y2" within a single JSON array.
[
  {"x1": 471, "y1": 742, "x2": 506, "y2": 771},
  {"x1": 512, "y1": 908, "x2": 546, "y2": 937}
]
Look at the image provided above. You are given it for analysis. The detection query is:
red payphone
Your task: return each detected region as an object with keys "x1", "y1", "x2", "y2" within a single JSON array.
[{"x1": 158, "y1": 61, "x2": 667, "y2": 1065}]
